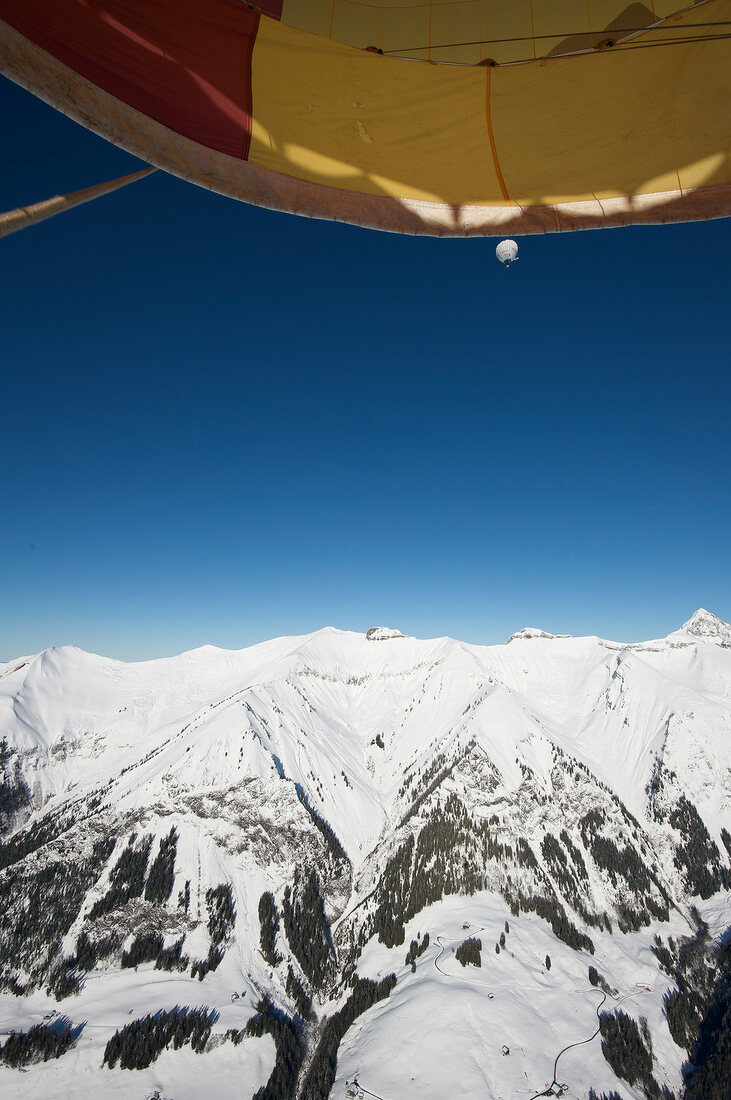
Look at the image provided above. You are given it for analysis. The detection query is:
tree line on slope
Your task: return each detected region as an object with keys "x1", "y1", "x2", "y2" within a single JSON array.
[
  {"x1": 121, "y1": 931, "x2": 188, "y2": 972},
  {"x1": 143, "y1": 827, "x2": 178, "y2": 905},
  {"x1": 88, "y1": 833, "x2": 153, "y2": 919},
  {"x1": 295, "y1": 786, "x2": 349, "y2": 867},
  {"x1": 654, "y1": 922, "x2": 721, "y2": 1056},
  {"x1": 40, "y1": 828, "x2": 192, "y2": 993},
  {"x1": 667, "y1": 797, "x2": 727, "y2": 900},
  {"x1": 244, "y1": 995, "x2": 305, "y2": 1100},
  {"x1": 1, "y1": 812, "x2": 234, "y2": 997},
  {"x1": 599, "y1": 918, "x2": 731, "y2": 1100},
  {"x1": 368, "y1": 792, "x2": 595, "y2": 957},
  {"x1": 579, "y1": 809, "x2": 669, "y2": 931},
  {"x1": 599, "y1": 1010, "x2": 664, "y2": 1098},
  {"x1": 0, "y1": 1020, "x2": 77, "y2": 1067},
  {"x1": 103, "y1": 1006, "x2": 216, "y2": 1069},
  {"x1": 0, "y1": 827, "x2": 115, "y2": 996},
  {"x1": 87, "y1": 826, "x2": 180, "y2": 922},
  {"x1": 541, "y1": 830, "x2": 610, "y2": 931},
  {"x1": 282, "y1": 868, "x2": 335, "y2": 991},
  {"x1": 285, "y1": 964, "x2": 313, "y2": 1019}
]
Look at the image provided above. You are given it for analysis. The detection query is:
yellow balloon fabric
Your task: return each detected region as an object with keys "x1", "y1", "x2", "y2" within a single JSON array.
[{"x1": 1, "y1": 0, "x2": 729, "y2": 235}]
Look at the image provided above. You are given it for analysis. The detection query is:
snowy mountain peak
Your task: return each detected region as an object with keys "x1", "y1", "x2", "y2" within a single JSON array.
[
  {"x1": 680, "y1": 607, "x2": 731, "y2": 643},
  {"x1": 365, "y1": 626, "x2": 406, "y2": 641},
  {"x1": 505, "y1": 627, "x2": 572, "y2": 643}
]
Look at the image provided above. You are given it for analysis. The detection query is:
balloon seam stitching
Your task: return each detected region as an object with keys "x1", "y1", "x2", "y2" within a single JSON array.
[{"x1": 485, "y1": 65, "x2": 510, "y2": 203}]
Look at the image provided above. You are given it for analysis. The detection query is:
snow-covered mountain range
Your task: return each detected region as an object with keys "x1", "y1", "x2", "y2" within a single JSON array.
[{"x1": 0, "y1": 611, "x2": 729, "y2": 1100}]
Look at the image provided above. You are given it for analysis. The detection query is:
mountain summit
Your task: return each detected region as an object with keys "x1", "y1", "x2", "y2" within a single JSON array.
[
  {"x1": 0, "y1": 622, "x2": 728, "y2": 1100},
  {"x1": 365, "y1": 626, "x2": 406, "y2": 641},
  {"x1": 680, "y1": 607, "x2": 731, "y2": 643},
  {"x1": 506, "y1": 626, "x2": 573, "y2": 642}
]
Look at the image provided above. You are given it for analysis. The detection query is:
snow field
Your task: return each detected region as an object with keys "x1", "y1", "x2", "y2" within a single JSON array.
[
  {"x1": 0, "y1": 941, "x2": 275, "y2": 1100},
  {"x1": 338, "y1": 892, "x2": 698, "y2": 1100}
]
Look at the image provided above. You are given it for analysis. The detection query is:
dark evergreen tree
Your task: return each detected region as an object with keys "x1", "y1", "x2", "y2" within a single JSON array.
[
  {"x1": 517, "y1": 892, "x2": 595, "y2": 954},
  {"x1": 156, "y1": 937, "x2": 188, "y2": 972},
  {"x1": 516, "y1": 838, "x2": 538, "y2": 868},
  {"x1": 47, "y1": 960, "x2": 82, "y2": 999},
  {"x1": 405, "y1": 932, "x2": 430, "y2": 971},
  {"x1": 74, "y1": 931, "x2": 97, "y2": 973},
  {"x1": 720, "y1": 828, "x2": 731, "y2": 861},
  {"x1": 559, "y1": 829, "x2": 589, "y2": 881}
]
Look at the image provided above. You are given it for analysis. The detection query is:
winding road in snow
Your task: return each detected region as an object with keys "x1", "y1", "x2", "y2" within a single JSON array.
[
  {"x1": 431, "y1": 931, "x2": 654, "y2": 1099},
  {"x1": 526, "y1": 990, "x2": 607, "y2": 1100},
  {"x1": 528, "y1": 981, "x2": 655, "y2": 1098},
  {"x1": 433, "y1": 929, "x2": 486, "y2": 978}
]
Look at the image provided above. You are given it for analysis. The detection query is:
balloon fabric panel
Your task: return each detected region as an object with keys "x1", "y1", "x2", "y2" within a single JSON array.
[{"x1": 0, "y1": 0, "x2": 262, "y2": 158}]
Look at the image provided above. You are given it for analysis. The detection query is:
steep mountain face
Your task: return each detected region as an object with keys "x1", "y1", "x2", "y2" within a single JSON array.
[
  {"x1": 680, "y1": 608, "x2": 731, "y2": 645},
  {"x1": 0, "y1": 616, "x2": 729, "y2": 1100}
]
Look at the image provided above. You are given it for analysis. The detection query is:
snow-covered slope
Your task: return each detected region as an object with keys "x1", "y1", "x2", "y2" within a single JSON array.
[{"x1": 0, "y1": 614, "x2": 729, "y2": 1100}]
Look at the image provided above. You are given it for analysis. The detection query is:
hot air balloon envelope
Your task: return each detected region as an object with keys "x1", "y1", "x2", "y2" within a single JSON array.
[
  {"x1": 496, "y1": 240, "x2": 519, "y2": 266},
  {"x1": 1, "y1": 0, "x2": 729, "y2": 237}
]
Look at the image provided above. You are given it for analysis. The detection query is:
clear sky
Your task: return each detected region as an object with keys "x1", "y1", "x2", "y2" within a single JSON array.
[{"x1": 2, "y1": 75, "x2": 730, "y2": 661}]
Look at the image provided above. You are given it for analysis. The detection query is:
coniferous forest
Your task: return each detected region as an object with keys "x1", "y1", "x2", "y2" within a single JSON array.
[
  {"x1": 0, "y1": 1021, "x2": 77, "y2": 1067},
  {"x1": 103, "y1": 1007, "x2": 217, "y2": 1070}
]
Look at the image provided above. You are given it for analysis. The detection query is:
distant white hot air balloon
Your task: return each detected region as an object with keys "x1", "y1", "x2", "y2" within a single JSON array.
[{"x1": 496, "y1": 239, "x2": 519, "y2": 268}]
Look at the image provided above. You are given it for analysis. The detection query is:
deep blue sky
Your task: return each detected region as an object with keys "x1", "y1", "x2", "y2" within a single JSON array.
[{"x1": 2, "y1": 76, "x2": 730, "y2": 660}]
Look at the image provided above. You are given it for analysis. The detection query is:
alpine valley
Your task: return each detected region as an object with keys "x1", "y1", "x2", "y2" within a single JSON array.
[{"x1": 0, "y1": 612, "x2": 729, "y2": 1100}]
